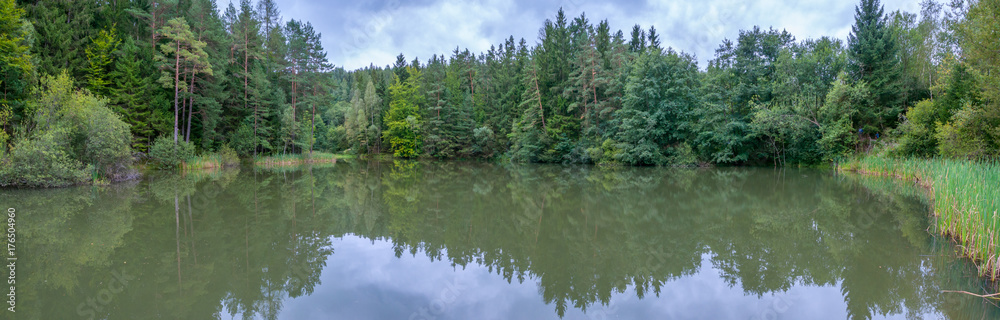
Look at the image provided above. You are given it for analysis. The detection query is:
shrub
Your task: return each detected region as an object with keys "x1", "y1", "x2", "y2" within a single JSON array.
[
  {"x1": 217, "y1": 144, "x2": 240, "y2": 167},
  {"x1": 82, "y1": 105, "x2": 134, "y2": 179},
  {"x1": 327, "y1": 125, "x2": 347, "y2": 152},
  {"x1": 0, "y1": 72, "x2": 135, "y2": 186},
  {"x1": 148, "y1": 136, "x2": 195, "y2": 169},
  {"x1": 0, "y1": 129, "x2": 90, "y2": 187}
]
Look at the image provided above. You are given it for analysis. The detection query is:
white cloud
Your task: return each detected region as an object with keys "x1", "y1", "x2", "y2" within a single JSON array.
[{"x1": 273, "y1": 0, "x2": 925, "y2": 70}]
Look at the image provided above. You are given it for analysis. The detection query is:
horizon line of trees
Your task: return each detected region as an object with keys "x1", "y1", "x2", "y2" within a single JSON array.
[
  {"x1": 1, "y1": 0, "x2": 999, "y2": 186},
  {"x1": 360, "y1": 0, "x2": 999, "y2": 165}
]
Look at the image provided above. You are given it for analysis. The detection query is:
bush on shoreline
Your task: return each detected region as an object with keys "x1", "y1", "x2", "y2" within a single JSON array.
[
  {"x1": 148, "y1": 136, "x2": 195, "y2": 169},
  {"x1": 0, "y1": 72, "x2": 134, "y2": 187}
]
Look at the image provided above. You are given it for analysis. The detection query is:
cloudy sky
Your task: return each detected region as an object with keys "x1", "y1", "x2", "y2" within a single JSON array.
[{"x1": 258, "y1": 0, "x2": 922, "y2": 70}]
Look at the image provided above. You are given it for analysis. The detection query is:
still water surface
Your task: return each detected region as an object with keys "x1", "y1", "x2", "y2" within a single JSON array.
[{"x1": 4, "y1": 161, "x2": 999, "y2": 319}]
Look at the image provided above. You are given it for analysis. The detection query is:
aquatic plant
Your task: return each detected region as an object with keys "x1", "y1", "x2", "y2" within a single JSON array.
[{"x1": 841, "y1": 156, "x2": 1000, "y2": 279}]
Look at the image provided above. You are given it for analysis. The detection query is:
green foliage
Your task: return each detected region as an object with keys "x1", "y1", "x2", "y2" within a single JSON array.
[
  {"x1": 156, "y1": 17, "x2": 212, "y2": 144},
  {"x1": 818, "y1": 76, "x2": 871, "y2": 160},
  {"x1": 0, "y1": 0, "x2": 31, "y2": 75},
  {"x1": 5, "y1": 0, "x2": 1000, "y2": 183},
  {"x1": 959, "y1": 0, "x2": 1000, "y2": 103},
  {"x1": 1, "y1": 72, "x2": 131, "y2": 186},
  {"x1": 228, "y1": 123, "x2": 258, "y2": 157},
  {"x1": 0, "y1": 128, "x2": 90, "y2": 187},
  {"x1": 0, "y1": 0, "x2": 33, "y2": 121},
  {"x1": 896, "y1": 60, "x2": 989, "y2": 158},
  {"x1": 148, "y1": 136, "x2": 195, "y2": 169},
  {"x1": 326, "y1": 125, "x2": 348, "y2": 152},
  {"x1": 847, "y1": 0, "x2": 903, "y2": 129},
  {"x1": 383, "y1": 67, "x2": 424, "y2": 158},
  {"x1": 344, "y1": 78, "x2": 383, "y2": 154},
  {"x1": 184, "y1": 144, "x2": 240, "y2": 170},
  {"x1": 608, "y1": 49, "x2": 699, "y2": 165},
  {"x1": 81, "y1": 103, "x2": 134, "y2": 178},
  {"x1": 894, "y1": 99, "x2": 938, "y2": 156},
  {"x1": 842, "y1": 156, "x2": 1000, "y2": 278},
  {"x1": 20, "y1": 0, "x2": 98, "y2": 80},
  {"x1": 109, "y1": 39, "x2": 157, "y2": 152},
  {"x1": 85, "y1": 27, "x2": 121, "y2": 97},
  {"x1": 935, "y1": 104, "x2": 1000, "y2": 159}
]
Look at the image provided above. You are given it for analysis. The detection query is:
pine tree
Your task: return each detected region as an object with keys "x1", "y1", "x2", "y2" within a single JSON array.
[
  {"x1": 183, "y1": 0, "x2": 228, "y2": 148},
  {"x1": 127, "y1": 0, "x2": 178, "y2": 50},
  {"x1": 156, "y1": 17, "x2": 212, "y2": 144},
  {"x1": 228, "y1": 0, "x2": 263, "y2": 143}
]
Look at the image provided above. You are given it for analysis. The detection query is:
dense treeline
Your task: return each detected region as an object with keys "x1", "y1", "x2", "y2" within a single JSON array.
[
  {"x1": 1, "y1": 0, "x2": 343, "y2": 186},
  {"x1": 1, "y1": 0, "x2": 999, "y2": 186},
  {"x1": 344, "y1": 0, "x2": 1000, "y2": 166}
]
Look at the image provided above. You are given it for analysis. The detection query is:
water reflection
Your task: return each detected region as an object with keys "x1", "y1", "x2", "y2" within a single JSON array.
[{"x1": 4, "y1": 161, "x2": 998, "y2": 319}]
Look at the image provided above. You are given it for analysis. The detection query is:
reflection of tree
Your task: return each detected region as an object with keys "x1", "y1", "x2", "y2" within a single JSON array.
[
  {"x1": 7, "y1": 183, "x2": 136, "y2": 317},
  {"x1": 8, "y1": 162, "x2": 1000, "y2": 319}
]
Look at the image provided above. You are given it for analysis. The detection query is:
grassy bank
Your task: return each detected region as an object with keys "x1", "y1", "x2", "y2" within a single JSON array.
[
  {"x1": 839, "y1": 157, "x2": 1000, "y2": 279},
  {"x1": 182, "y1": 148, "x2": 240, "y2": 171},
  {"x1": 253, "y1": 152, "x2": 353, "y2": 166}
]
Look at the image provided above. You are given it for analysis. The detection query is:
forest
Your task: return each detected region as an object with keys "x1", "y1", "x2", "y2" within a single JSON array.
[{"x1": 1, "y1": 0, "x2": 999, "y2": 187}]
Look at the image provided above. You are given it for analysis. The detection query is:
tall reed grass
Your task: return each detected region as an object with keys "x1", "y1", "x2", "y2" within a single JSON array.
[
  {"x1": 253, "y1": 152, "x2": 348, "y2": 166},
  {"x1": 840, "y1": 157, "x2": 1000, "y2": 279},
  {"x1": 182, "y1": 145, "x2": 240, "y2": 170}
]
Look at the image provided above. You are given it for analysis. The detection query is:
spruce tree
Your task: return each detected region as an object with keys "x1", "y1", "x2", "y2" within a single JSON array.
[
  {"x1": 85, "y1": 27, "x2": 121, "y2": 97},
  {"x1": 847, "y1": 0, "x2": 902, "y2": 129},
  {"x1": 0, "y1": 0, "x2": 32, "y2": 121},
  {"x1": 110, "y1": 39, "x2": 155, "y2": 151}
]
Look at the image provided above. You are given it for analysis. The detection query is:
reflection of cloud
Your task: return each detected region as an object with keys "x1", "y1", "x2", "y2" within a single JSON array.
[
  {"x1": 277, "y1": 0, "x2": 920, "y2": 69},
  {"x1": 267, "y1": 237, "x2": 857, "y2": 320}
]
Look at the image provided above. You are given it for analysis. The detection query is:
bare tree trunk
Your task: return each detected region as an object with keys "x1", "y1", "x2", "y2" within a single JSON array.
[
  {"x1": 533, "y1": 66, "x2": 545, "y2": 129},
  {"x1": 291, "y1": 71, "x2": 297, "y2": 154},
  {"x1": 186, "y1": 69, "x2": 195, "y2": 143},
  {"x1": 173, "y1": 42, "x2": 181, "y2": 144},
  {"x1": 175, "y1": 193, "x2": 182, "y2": 294},
  {"x1": 180, "y1": 72, "x2": 187, "y2": 140},
  {"x1": 311, "y1": 86, "x2": 316, "y2": 156}
]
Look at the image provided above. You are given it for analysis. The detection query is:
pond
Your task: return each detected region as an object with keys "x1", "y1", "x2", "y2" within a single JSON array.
[{"x1": 3, "y1": 160, "x2": 998, "y2": 319}]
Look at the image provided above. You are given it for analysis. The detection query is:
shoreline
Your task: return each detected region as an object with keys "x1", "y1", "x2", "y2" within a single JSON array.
[{"x1": 838, "y1": 156, "x2": 1000, "y2": 282}]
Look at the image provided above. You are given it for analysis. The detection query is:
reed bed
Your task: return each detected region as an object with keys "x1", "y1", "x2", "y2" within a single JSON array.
[
  {"x1": 840, "y1": 157, "x2": 1000, "y2": 279},
  {"x1": 253, "y1": 152, "x2": 347, "y2": 166},
  {"x1": 182, "y1": 146, "x2": 240, "y2": 170}
]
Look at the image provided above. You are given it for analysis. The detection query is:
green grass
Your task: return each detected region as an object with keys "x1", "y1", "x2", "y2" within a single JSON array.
[
  {"x1": 183, "y1": 147, "x2": 240, "y2": 171},
  {"x1": 253, "y1": 152, "x2": 352, "y2": 167},
  {"x1": 840, "y1": 156, "x2": 1000, "y2": 279}
]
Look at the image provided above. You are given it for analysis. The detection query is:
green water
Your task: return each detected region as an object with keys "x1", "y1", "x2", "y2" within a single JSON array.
[{"x1": 2, "y1": 161, "x2": 997, "y2": 319}]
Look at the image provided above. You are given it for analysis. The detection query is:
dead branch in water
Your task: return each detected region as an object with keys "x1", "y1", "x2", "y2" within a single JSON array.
[{"x1": 941, "y1": 290, "x2": 1000, "y2": 300}]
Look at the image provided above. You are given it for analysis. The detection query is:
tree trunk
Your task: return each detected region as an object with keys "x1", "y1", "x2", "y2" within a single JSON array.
[
  {"x1": 311, "y1": 85, "x2": 317, "y2": 156},
  {"x1": 186, "y1": 69, "x2": 195, "y2": 143},
  {"x1": 173, "y1": 41, "x2": 180, "y2": 144},
  {"x1": 291, "y1": 71, "x2": 297, "y2": 154},
  {"x1": 244, "y1": 24, "x2": 248, "y2": 113},
  {"x1": 533, "y1": 66, "x2": 546, "y2": 129},
  {"x1": 180, "y1": 72, "x2": 187, "y2": 139}
]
